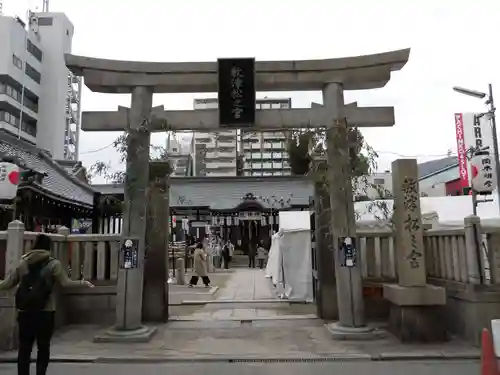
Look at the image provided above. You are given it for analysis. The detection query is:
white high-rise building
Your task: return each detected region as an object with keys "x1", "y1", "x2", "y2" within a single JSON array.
[
  {"x1": 191, "y1": 97, "x2": 292, "y2": 177},
  {"x1": 241, "y1": 98, "x2": 291, "y2": 176},
  {"x1": 192, "y1": 98, "x2": 238, "y2": 177},
  {"x1": 166, "y1": 133, "x2": 191, "y2": 177},
  {"x1": 0, "y1": 11, "x2": 81, "y2": 160}
]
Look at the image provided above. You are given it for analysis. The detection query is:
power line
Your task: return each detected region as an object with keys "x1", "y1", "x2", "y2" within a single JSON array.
[
  {"x1": 374, "y1": 150, "x2": 457, "y2": 158},
  {"x1": 79, "y1": 143, "x2": 114, "y2": 154},
  {"x1": 79, "y1": 141, "x2": 458, "y2": 160}
]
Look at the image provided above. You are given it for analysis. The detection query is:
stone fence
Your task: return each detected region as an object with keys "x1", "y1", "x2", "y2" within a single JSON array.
[
  {"x1": 0, "y1": 216, "x2": 498, "y2": 347},
  {"x1": 0, "y1": 219, "x2": 495, "y2": 287}
]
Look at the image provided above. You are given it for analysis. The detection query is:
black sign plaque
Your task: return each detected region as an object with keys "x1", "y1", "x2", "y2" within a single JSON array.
[
  {"x1": 338, "y1": 236, "x2": 357, "y2": 268},
  {"x1": 119, "y1": 238, "x2": 139, "y2": 270},
  {"x1": 217, "y1": 58, "x2": 256, "y2": 127}
]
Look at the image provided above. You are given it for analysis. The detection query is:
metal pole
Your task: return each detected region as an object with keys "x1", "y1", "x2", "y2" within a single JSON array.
[
  {"x1": 472, "y1": 190, "x2": 478, "y2": 216},
  {"x1": 487, "y1": 84, "x2": 500, "y2": 215}
]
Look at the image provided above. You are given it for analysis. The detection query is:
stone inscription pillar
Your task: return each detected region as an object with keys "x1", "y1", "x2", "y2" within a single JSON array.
[
  {"x1": 391, "y1": 159, "x2": 426, "y2": 286},
  {"x1": 115, "y1": 86, "x2": 153, "y2": 330},
  {"x1": 384, "y1": 158, "x2": 446, "y2": 342},
  {"x1": 323, "y1": 82, "x2": 365, "y2": 328},
  {"x1": 143, "y1": 161, "x2": 170, "y2": 322}
]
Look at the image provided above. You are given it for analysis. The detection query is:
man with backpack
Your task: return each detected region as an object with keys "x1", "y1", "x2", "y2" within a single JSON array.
[{"x1": 0, "y1": 234, "x2": 94, "y2": 375}]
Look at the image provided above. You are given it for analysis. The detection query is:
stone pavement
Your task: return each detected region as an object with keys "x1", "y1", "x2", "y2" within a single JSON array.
[
  {"x1": 173, "y1": 268, "x2": 317, "y2": 321},
  {"x1": 0, "y1": 359, "x2": 481, "y2": 375},
  {"x1": 213, "y1": 268, "x2": 277, "y2": 301},
  {"x1": 0, "y1": 319, "x2": 480, "y2": 363},
  {"x1": 0, "y1": 268, "x2": 481, "y2": 363}
]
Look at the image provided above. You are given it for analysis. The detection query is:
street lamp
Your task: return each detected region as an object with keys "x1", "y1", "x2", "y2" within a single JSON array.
[{"x1": 453, "y1": 84, "x2": 500, "y2": 214}]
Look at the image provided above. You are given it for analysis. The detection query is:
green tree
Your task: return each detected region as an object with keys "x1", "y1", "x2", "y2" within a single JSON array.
[
  {"x1": 287, "y1": 127, "x2": 370, "y2": 178},
  {"x1": 88, "y1": 132, "x2": 171, "y2": 184},
  {"x1": 287, "y1": 126, "x2": 393, "y2": 223}
]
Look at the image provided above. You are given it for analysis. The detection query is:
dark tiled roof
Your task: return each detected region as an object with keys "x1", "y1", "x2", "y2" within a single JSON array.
[
  {"x1": 170, "y1": 176, "x2": 313, "y2": 210},
  {"x1": 93, "y1": 176, "x2": 314, "y2": 210},
  {"x1": 418, "y1": 156, "x2": 458, "y2": 179},
  {"x1": 0, "y1": 132, "x2": 94, "y2": 207}
]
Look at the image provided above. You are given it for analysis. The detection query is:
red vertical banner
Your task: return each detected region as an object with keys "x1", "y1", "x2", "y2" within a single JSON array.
[{"x1": 455, "y1": 113, "x2": 470, "y2": 189}]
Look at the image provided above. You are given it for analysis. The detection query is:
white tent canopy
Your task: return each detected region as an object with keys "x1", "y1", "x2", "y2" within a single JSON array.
[{"x1": 265, "y1": 211, "x2": 313, "y2": 302}]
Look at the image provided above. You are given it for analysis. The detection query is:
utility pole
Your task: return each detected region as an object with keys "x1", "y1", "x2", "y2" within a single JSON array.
[{"x1": 487, "y1": 84, "x2": 500, "y2": 215}]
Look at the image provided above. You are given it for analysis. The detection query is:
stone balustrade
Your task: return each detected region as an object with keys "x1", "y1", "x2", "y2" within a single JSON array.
[
  {"x1": 0, "y1": 224, "x2": 121, "y2": 284},
  {"x1": 357, "y1": 228, "x2": 396, "y2": 281},
  {"x1": 1, "y1": 222, "x2": 492, "y2": 287}
]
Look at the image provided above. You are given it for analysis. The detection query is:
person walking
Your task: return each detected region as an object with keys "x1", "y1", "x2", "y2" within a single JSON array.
[
  {"x1": 248, "y1": 243, "x2": 256, "y2": 268},
  {"x1": 188, "y1": 243, "x2": 211, "y2": 288},
  {"x1": 256, "y1": 242, "x2": 268, "y2": 269},
  {"x1": 221, "y1": 241, "x2": 230, "y2": 270},
  {"x1": 214, "y1": 239, "x2": 222, "y2": 269},
  {"x1": 0, "y1": 234, "x2": 94, "y2": 375}
]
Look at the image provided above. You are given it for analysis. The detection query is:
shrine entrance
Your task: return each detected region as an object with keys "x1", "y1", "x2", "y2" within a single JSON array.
[
  {"x1": 67, "y1": 48, "x2": 409, "y2": 340},
  {"x1": 235, "y1": 204, "x2": 266, "y2": 255}
]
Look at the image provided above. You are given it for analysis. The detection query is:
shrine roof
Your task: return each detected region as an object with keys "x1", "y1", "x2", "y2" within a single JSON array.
[
  {"x1": 0, "y1": 132, "x2": 94, "y2": 207},
  {"x1": 93, "y1": 176, "x2": 314, "y2": 210}
]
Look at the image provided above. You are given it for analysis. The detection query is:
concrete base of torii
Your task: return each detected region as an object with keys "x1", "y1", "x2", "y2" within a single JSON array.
[
  {"x1": 94, "y1": 326, "x2": 158, "y2": 343},
  {"x1": 325, "y1": 322, "x2": 387, "y2": 341}
]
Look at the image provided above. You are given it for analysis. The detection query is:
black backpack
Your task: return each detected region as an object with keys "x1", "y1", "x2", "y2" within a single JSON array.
[{"x1": 15, "y1": 258, "x2": 55, "y2": 311}]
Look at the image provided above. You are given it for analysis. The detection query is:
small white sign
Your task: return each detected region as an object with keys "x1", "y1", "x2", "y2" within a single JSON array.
[
  {"x1": 0, "y1": 162, "x2": 20, "y2": 200},
  {"x1": 471, "y1": 153, "x2": 496, "y2": 193}
]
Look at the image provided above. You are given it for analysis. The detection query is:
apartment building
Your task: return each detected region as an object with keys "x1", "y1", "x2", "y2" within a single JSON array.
[
  {"x1": 166, "y1": 133, "x2": 191, "y2": 177},
  {"x1": 192, "y1": 98, "x2": 238, "y2": 177},
  {"x1": 191, "y1": 97, "x2": 292, "y2": 177},
  {"x1": 241, "y1": 98, "x2": 291, "y2": 176},
  {"x1": 0, "y1": 11, "x2": 81, "y2": 160}
]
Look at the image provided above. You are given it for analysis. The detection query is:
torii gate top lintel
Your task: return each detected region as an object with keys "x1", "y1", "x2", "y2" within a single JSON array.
[{"x1": 65, "y1": 48, "x2": 410, "y2": 94}]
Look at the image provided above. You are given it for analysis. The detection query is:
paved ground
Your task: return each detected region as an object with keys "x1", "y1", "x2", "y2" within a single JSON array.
[
  {"x1": 174, "y1": 268, "x2": 317, "y2": 321},
  {"x1": 0, "y1": 360, "x2": 480, "y2": 375},
  {"x1": 214, "y1": 268, "x2": 277, "y2": 300},
  {"x1": 0, "y1": 269, "x2": 481, "y2": 363}
]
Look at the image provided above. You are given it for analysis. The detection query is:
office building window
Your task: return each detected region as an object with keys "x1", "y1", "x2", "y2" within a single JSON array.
[
  {"x1": 38, "y1": 17, "x2": 53, "y2": 26},
  {"x1": 0, "y1": 111, "x2": 37, "y2": 137},
  {"x1": 25, "y1": 63, "x2": 41, "y2": 84},
  {"x1": 0, "y1": 81, "x2": 39, "y2": 112},
  {"x1": 27, "y1": 39, "x2": 43, "y2": 62},
  {"x1": 373, "y1": 178, "x2": 385, "y2": 185},
  {"x1": 12, "y1": 54, "x2": 23, "y2": 69}
]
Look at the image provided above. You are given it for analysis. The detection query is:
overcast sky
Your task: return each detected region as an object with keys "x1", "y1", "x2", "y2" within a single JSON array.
[{"x1": 4, "y1": 0, "x2": 500, "y2": 177}]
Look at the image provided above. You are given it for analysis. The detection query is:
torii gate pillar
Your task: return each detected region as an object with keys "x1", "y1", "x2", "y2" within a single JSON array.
[
  {"x1": 95, "y1": 87, "x2": 157, "y2": 342},
  {"x1": 323, "y1": 83, "x2": 383, "y2": 339}
]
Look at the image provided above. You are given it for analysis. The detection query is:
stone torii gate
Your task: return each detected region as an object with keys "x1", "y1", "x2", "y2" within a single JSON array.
[{"x1": 66, "y1": 48, "x2": 410, "y2": 341}]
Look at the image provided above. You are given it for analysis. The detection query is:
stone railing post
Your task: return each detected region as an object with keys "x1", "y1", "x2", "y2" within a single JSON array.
[
  {"x1": 464, "y1": 215, "x2": 483, "y2": 285},
  {"x1": 54, "y1": 226, "x2": 70, "y2": 329},
  {"x1": 176, "y1": 258, "x2": 185, "y2": 285},
  {"x1": 5, "y1": 220, "x2": 25, "y2": 274},
  {"x1": 0, "y1": 220, "x2": 25, "y2": 350},
  {"x1": 57, "y1": 226, "x2": 70, "y2": 271},
  {"x1": 487, "y1": 228, "x2": 500, "y2": 284}
]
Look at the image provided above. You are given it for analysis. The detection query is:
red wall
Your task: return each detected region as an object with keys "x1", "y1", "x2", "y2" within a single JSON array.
[{"x1": 445, "y1": 178, "x2": 466, "y2": 195}]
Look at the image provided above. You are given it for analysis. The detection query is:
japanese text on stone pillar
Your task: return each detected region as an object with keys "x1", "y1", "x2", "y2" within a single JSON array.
[{"x1": 402, "y1": 177, "x2": 422, "y2": 268}]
